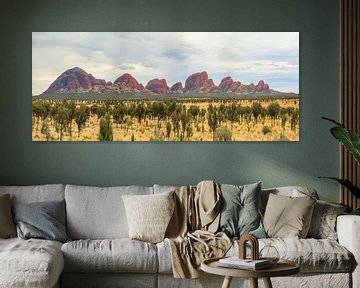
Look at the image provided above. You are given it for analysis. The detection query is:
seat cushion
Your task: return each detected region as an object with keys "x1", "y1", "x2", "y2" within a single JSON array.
[
  {"x1": 61, "y1": 239, "x2": 158, "y2": 273},
  {"x1": 157, "y1": 238, "x2": 354, "y2": 274},
  {"x1": 229, "y1": 238, "x2": 354, "y2": 273},
  {"x1": 0, "y1": 238, "x2": 64, "y2": 288},
  {"x1": 65, "y1": 185, "x2": 153, "y2": 239}
]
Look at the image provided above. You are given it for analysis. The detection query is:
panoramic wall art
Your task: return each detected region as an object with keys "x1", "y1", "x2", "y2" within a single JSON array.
[{"x1": 32, "y1": 32, "x2": 299, "y2": 142}]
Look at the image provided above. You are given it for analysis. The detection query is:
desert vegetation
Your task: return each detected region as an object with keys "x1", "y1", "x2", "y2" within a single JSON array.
[{"x1": 32, "y1": 98, "x2": 299, "y2": 141}]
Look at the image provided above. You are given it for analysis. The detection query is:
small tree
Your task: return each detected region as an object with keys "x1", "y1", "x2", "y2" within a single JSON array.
[
  {"x1": 166, "y1": 122, "x2": 172, "y2": 140},
  {"x1": 99, "y1": 114, "x2": 113, "y2": 141},
  {"x1": 281, "y1": 113, "x2": 288, "y2": 131},
  {"x1": 267, "y1": 101, "x2": 281, "y2": 126},
  {"x1": 207, "y1": 104, "x2": 219, "y2": 140},
  {"x1": 214, "y1": 126, "x2": 232, "y2": 141},
  {"x1": 74, "y1": 104, "x2": 90, "y2": 137},
  {"x1": 252, "y1": 102, "x2": 263, "y2": 123},
  {"x1": 262, "y1": 126, "x2": 271, "y2": 135},
  {"x1": 41, "y1": 120, "x2": 51, "y2": 141}
]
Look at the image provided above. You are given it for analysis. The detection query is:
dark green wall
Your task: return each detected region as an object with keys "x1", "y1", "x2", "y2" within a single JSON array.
[{"x1": 0, "y1": 0, "x2": 340, "y2": 202}]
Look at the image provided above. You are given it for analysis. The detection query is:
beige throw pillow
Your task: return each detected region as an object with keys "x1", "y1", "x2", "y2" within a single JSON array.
[
  {"x1": 122, "y1": 191, "x2": 175, "y2": 243},
  {"x1": 0, "y1": 194, "x2": 16, "y2": 238},
  {"x1": 263, "y1": 193, "x2": 316, "y2": 238}
]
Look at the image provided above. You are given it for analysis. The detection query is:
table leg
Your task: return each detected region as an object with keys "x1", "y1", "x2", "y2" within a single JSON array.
[
  {"x1": 221, "y1": 276, "x2": 233, "y2": 288},
  {"x1": 263, "y1": 277, "x2": 273, "y2": 288},
  {"x1": 251, "y1": 278, "x2": 258, "y2": 288}
]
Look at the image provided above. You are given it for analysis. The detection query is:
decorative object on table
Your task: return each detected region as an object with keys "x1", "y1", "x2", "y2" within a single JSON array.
[
  {"x1": 216, "y1": 234, "x2": 272, "y2": 271},
  {"x1": 259, "y1": 245, "x2": 280, "y2": 265},
  {"x1": 32, "y1": 32, "x2": 299, "y2": 142},
  {"x1": 238, "y1": 233, "x2": 259, "y2": 260},
  {"x1": 237, "y1": 234, "x2": 279, "y2": 267},
  {"x1": 319, "y1": 117, "x2": 360, "y2": 212}
]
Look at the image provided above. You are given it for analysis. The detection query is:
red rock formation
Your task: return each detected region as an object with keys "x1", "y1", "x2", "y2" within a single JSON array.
[
  {"x1": 170, "y1": 82, "x2": 184, "y2": 93},
  {"x1": 255, "y1": 80, "x2": 270, "y2": 92},
  {"x1": 43, "y1": 67, "x2": 108, "y2": 94},
  {"x1": 184, "y1": 71, "x2": 217, "y2": 93},
  {"x1": 42, "y1": 67, "x2": 273, "y2": 96},
  {"x1": 145, "y1": 78, "x2": 169, "y2": 94},
  {"x1": 114, "y1": 73, "x2": 144, "y2": 91},
  {"x1": 218, "y1": 76, "x2": 242, "y2": 92}
]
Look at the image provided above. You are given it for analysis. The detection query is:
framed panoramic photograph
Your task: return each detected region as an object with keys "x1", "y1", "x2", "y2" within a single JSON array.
[{"x1": 32, "y1": 32, "x2": 299, "y2": 142}]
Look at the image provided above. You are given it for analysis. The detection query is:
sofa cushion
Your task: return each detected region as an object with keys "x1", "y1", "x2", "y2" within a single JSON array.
[
  {"x1": 122, "y1": 191, "x2": 175, "y2": 243},
  {"x1": 0, "y1": 184, "x2": 65, "y2": 204},
  {"x1": 0, "y1": 194, "x2": 16, "y2": 238},
  {"x1": 263, "y1": 194, "x2": 316, "y2": 238},
  {"x1": 65, "y1": 185, "x2": 153, "y2": 239},
  {"x1": 61, "y1": 239, "x2": 158, "y2": 273},
  {"x1": 307, "y1": 200, "x2": 347, "y2": 240},
  {"x1": 61, "y1": 273, "x2": 157, "y2": 288},
  {"x1": 0, "y1": 238, "x2": 64, "y2": 288},
  {"x1": 218, "y1": 182, "x2": 266, "y2": 238},
  {"x1": 12, "y1": 200, "x2": 70, "y2": 243},
  {"x1": 157, "y1": 237, "x2": 353, "y2": 274},
  {"x1": 261, "y1": 186, "x2": 319, "y2": 213}
]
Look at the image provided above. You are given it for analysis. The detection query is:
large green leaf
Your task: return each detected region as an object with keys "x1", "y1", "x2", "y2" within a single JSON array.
[
  {"x1": 322, "y1": 117, "x2": 360, "y2": 165},
  {"x1": 330, "y1": 127, "x2": 360, "y2": 165},
  {"x1": 318, "y1": 177, "x2": 360, "y2": 198}
]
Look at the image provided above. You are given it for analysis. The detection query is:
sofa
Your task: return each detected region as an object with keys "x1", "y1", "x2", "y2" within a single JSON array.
[{"x1": 0, "y1": 183, "x2": 359, "y2": 288}]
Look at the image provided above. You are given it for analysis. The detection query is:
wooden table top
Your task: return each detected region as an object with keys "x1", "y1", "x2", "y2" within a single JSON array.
[{"x1": 201, "y1": 257, "x2": 300, "y2": 278}]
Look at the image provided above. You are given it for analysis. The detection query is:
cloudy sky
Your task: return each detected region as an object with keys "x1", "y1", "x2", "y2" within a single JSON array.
[{"x1": 32, "y1": 32, "x2": 299, "y2": 95}]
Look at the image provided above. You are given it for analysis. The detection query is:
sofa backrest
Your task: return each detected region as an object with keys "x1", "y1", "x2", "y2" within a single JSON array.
[
  {"x1": 261, "y1": 186, "x2": 319, "y2": 212},
  {"x1": 65, "y1": 184, "x2": 154, "y2": 240},
  {"x1": 0, "y1": 184, "x2": 65, "y2": 204}
]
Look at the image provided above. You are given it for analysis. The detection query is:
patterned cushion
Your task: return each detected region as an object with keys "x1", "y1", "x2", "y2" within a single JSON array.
[{"x1": 307, "y1": 200, "x2": 347, "y2": 240}]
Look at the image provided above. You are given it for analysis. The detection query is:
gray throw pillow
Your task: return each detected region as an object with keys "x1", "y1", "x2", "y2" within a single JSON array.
[
  {"x1": 307, "y1": 200, "x2": 347, "y2": 240},
  {"x1": 12, "y1": 200, "x2": 70, "y2": 243},
  {"x1": 218, "y1": 182, "x2": 266, "y2": 238},
  {"x1": 0, "y1": 194, "x2": 16, "y2": 238}
]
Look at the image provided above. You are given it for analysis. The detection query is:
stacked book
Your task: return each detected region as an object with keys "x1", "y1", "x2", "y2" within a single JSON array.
[{"x1": 218, "y1": 257, "x2": 271, "y2": 270}]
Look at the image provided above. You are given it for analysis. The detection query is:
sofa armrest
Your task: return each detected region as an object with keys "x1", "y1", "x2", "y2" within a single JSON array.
[{"x1": 337, "y1": 215, "x2": 360, "y2": 288}]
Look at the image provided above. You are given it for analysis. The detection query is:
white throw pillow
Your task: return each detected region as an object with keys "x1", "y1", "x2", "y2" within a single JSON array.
[{"x1": 122, "y1": 191, "x2": 175, "y2": 243}]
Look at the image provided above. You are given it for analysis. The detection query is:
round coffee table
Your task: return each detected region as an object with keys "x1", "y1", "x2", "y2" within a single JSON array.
[{"x1": 201, "y1": 257, "x2": 300, "y2": 288}]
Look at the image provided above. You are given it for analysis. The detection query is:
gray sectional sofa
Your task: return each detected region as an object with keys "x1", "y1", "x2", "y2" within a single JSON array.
[{"x1": 0, "y1": 184, "x2": 359, "y2": 288}]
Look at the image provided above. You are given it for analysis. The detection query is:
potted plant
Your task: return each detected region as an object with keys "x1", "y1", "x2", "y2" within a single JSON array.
[{"x1": 320, "y1": 117, "x2": 360, "y2": 215}]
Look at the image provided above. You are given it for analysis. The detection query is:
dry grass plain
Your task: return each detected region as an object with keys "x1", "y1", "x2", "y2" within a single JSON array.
[{"x1": 32, "y1": 98, "x2": 299, "y2": 141}]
